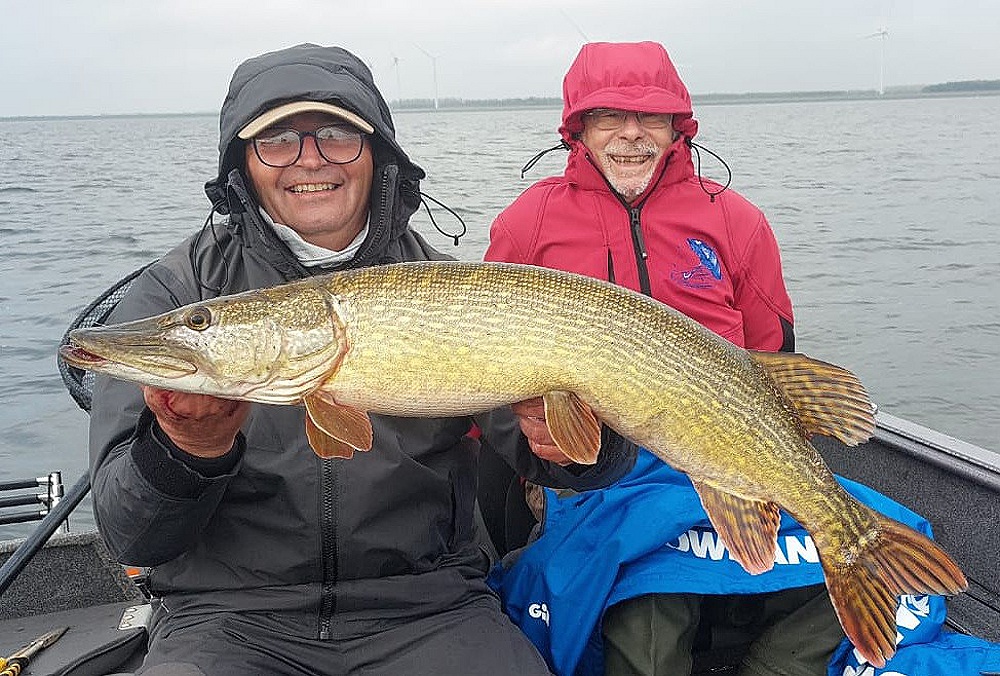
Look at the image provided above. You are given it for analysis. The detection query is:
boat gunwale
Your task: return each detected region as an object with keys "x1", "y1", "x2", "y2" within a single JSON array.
[{"x1": 873, "y1": 412, "x2": 1000, "y2": 491}]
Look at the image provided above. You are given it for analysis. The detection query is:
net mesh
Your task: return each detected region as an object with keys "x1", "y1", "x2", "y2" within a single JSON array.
[{"x1": 57, "y1": 264, "x2": 151, "y2": 413}]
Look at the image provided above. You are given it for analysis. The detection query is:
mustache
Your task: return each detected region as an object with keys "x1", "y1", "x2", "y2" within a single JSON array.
[{"x1": 603, "y1": 139, "x2": 659, "y2": 157}]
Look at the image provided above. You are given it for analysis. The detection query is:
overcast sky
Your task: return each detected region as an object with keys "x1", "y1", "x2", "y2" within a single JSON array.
[{"x1": 2, "y1": 0, "x2": 998, "y2": 117}]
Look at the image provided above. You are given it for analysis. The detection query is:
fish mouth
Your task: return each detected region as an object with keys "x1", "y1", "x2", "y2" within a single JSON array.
[
  {"x1": 60, "y1": 329, "x2": 198, "y2": 379},
  {"x1": 59, "y1": 344, "x2": 112, "y2": 368}
]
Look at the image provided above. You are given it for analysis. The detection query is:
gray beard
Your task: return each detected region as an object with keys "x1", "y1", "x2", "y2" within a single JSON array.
[
  {"x1": 598, "y1": 140, "x2": 659, "y2": 202},
  {"x1": 608, "y1": 171, "x2": 654, "y2": 202}
]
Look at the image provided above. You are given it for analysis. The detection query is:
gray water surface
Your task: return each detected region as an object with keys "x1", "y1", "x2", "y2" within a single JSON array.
[{"x1": 1, "y1": 96, "x2": 997, "y2": 538}]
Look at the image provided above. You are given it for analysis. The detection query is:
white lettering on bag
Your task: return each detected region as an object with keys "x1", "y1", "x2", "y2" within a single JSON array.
[
  {"x1": 841, "y1": 647, "x2": 910, "y2": 676},
  {"x1": 666, "y1": 529, "x2": 820, "y2": 565},
  {"x1": 528, "y1": 602, "x2": 550, "y2": 626}
]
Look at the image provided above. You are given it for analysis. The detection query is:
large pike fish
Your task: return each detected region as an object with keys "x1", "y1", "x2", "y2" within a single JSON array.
[{"x1": 60, "y1": 261, "x2": 966, "y2": 666}]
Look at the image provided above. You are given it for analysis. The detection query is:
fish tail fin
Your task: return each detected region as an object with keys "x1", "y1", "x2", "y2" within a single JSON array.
[{"x1": 823, "y1": 511, "x2": 967, "y2": 668}]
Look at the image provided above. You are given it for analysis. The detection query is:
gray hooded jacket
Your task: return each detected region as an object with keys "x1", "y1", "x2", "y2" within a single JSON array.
[{"x1": 88, "y1": 43, "x2": 634, "y2": 639}]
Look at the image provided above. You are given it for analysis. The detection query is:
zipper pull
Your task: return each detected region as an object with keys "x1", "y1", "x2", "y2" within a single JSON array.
[{"x1": 630, "y1": 208, "x2": 648, "y2": 260}]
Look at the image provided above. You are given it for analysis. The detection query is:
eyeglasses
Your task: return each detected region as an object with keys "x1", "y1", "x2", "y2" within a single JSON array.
[
  {"x1": 251, "y1": 125, "x2": 365, "y2": 168},
  {"x1": 584, "y1": 109, "x2": 674, "y2": 131}
]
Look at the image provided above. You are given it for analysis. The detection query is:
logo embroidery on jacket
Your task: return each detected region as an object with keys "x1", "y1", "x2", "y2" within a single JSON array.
[{"x1": 671, "y1": 239, "x2": 722, "y2": 289}]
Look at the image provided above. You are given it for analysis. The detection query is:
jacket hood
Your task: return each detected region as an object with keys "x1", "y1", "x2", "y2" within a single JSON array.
[
  {"x1": 205, "y1": 43, "x2": 424, "y2": 206},
  {"x1": 559, "y1": 42, "x2": 699, "y2": 142}
]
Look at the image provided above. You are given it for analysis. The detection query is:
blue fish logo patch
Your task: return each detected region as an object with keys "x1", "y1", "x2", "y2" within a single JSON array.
[
  {"x1": 688, "y1": 239, "x2": 721, "y2": 280},
  {"x1": 671, "y1": 239, "x2": 722, "y2": 289}
]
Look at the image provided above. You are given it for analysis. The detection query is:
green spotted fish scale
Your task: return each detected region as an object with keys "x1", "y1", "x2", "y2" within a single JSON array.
[{"x1": 324, "y1": 262, "x2": 836, "y2": 506}]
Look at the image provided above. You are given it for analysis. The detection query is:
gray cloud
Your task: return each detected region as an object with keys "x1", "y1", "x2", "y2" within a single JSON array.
[{"x1": 1, "y1": 0, "x2": 997, "y2": 116}]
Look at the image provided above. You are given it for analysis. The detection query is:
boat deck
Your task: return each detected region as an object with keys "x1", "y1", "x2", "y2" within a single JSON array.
[{"x1": 2, "y1": 414, "x2": 998, "y2": 674}]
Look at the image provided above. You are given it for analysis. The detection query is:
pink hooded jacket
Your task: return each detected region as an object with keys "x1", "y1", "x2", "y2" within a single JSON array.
[{"x1": 486, "y1": 41, "x2": 793, "y2": 350}]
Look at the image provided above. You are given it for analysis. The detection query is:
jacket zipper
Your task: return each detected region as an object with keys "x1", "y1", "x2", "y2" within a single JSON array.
[
  {"x1": 347, "y1": 168, "x2": 393, "y2": 270},
  {"x1": 319, "y1": 458, "x2": 337, "y2": 639},
  {"x1": 628, "y1": 206, "x2": 652, "y2": 296}
]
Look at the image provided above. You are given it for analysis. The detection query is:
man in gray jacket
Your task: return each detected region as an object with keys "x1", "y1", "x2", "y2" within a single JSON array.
[{"x1": 88, "y1": 43, "x2": 635, "y2": 675}]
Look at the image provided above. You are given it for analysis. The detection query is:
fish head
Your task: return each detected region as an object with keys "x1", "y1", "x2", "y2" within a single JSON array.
[{"x1": 60, "y1": 283, "x2": 348, "y2": 404}]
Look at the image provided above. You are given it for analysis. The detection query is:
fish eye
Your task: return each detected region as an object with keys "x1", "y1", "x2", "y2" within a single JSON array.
[{"x1": 184, "y1": 306, "x2": 212, "y2": 331}]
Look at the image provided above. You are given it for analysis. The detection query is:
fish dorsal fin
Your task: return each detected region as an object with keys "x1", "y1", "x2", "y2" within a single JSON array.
[
  {"x1": 303, "y1": 390, "x2": 374, "y2": 459},
  {"x1": 543, "y1": 390, "x2": 601, "y2": 465},
  {"x1": 749, "y1": 351, "x2": 876, "y2": 446},
  {"x1": 691, "y1": 479, "x2": 780, "y2": 575}
]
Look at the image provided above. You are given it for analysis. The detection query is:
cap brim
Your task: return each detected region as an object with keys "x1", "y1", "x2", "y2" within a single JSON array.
[{"x1": 238, "y1": 101, "x2": 375, "y2": 138}]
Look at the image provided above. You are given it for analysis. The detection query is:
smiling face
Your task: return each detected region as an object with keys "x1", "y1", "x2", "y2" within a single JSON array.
[
  {"x1": 245, "y1": 111, "x2": 374, "y2": 251},
  {"x1": 580, "y1": 111, "x2": 676, "y2": 204}
]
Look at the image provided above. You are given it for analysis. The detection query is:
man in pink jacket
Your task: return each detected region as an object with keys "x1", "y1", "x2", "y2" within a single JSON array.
[{"x1": 486, "y1": 41, "x2": 843, "y2": 676}]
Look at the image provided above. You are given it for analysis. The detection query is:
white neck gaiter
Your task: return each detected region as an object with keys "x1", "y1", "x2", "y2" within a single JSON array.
[{"x1": 259, "y1": 208, "x2": 369, "y2": 267}]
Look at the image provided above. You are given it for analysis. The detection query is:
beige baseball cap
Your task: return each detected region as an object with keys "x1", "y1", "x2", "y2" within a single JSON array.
[{"x1": 237, "y1": 100, "x2": 375, "y2": 139}]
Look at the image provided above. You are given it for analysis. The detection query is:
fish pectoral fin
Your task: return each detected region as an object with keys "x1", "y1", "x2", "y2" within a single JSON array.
[
  {"x1": 542, "y1": 391, "x2": 601, "y2": 465},
  {"x1": 303, "y1": 391, "x2": 374, "y2": 458},
  {"x1": 305, "y1": 416, "x2": 357, "y2": 459},
  {"x1": 691, "y1": 480, "x2": 780, "y2": 575},
  {"x1": 749, "y1": 351, "x2": 877, "y2": 446}
]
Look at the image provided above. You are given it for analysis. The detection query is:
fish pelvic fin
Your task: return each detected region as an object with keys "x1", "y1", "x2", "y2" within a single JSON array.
[
  {"x1": 303, "y1": 390, "x2": 374, "y2": 459},
  {"x1": 823, "y1": 510, "x2": 968, "y2": 668},
  {"x1": 542, "y1": 391, "x2": 601, "y2": 465},
  {"x1": 305, "y1": 416, "x2": 358, "y2": 459},
  {"x1": 749, "y1": 351, "x2": 876, "y2": 446},
  {"x1": 691, "y1": 480, "x2": 781, "y2": 575}
]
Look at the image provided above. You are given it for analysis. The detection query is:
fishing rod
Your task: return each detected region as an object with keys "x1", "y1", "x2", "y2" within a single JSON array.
[{"x1": 0, "y1": 474, "x2": 90, "y2": 598}]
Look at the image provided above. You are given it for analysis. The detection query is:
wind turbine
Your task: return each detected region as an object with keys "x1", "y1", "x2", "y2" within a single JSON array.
[
  {"x1": 865, "y1": 27, "x2": 889, "y2": 96},
  {"x1": 414, "y1": 44, "x2": 439, "y2": 110},
  {"x1": 390, "y1": 53, "x2": 403, "y2": 107},
  {"x1": 559, "y1": 8, "x2": 591, "y2": 42}
]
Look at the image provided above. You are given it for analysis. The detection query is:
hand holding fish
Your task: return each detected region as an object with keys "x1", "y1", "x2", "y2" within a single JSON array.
[
  {"x1": 512, "y1": 397, "x2": 576, "y2": 466},
  {"x1": 143, "y1": 386, "x2": 250, "y2": 458}
]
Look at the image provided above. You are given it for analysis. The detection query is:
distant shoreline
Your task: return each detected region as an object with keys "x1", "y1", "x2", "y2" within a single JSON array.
[
  {"x1": 393, "y1": 86, "x2": 1000, "y2": 114},
  {"x1": 3, "y1": 81, "x2": 998, "y2": 121}
]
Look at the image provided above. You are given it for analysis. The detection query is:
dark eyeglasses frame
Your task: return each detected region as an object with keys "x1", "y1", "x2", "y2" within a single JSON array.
[
  {"x1": 251, "y1": 126, "x2": 366, "y2": 168},
  {"x1": 584, "y1": 109, "x2": 674, "y2": 131}
]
